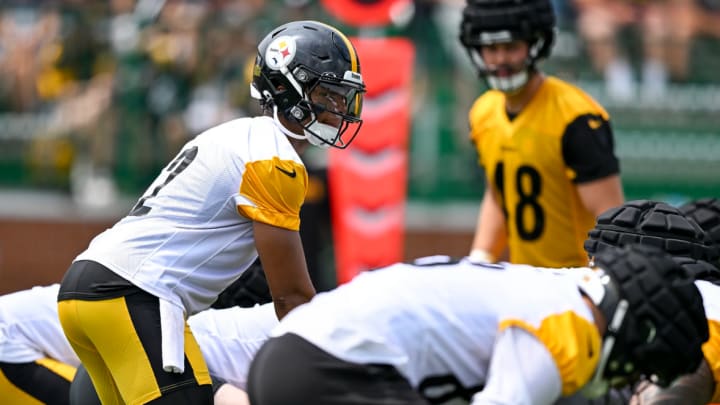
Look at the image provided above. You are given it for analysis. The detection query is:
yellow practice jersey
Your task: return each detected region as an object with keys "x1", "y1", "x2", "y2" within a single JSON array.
[{"x1": 469, "y1": 77, "x2": 620, "y2": 267}]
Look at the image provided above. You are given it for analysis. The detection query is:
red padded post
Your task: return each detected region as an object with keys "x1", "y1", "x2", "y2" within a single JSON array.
[
  {"x1": 328, "y1": 37, "x2": 414, "y2": 284},
  {"x1": 320, "y1": 0, "x2": 413, "y2": 28}
]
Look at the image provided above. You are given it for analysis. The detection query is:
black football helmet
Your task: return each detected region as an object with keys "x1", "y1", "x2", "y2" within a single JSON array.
[
  {"x1": 459, "y1": 0, "x2": 555, "y2": 93},
  {"x1": 251, "y1": 20, "x2": 366, "y2": 149},
  {"x1": 578, "y1": 244, "x2": 708, "y2": 397},
  {"x1": 680, "y1": 198, "x2": 720, "y2": 268},
  {"x1": 585, "y1": 200, "x2": 720, "y2": 269}
]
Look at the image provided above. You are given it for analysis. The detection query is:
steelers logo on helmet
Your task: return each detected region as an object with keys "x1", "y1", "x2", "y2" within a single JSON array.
[
  {"x1": 251, "y1": 20, "x2": 366, "y2": 149},
  {"x1": 265, "y1": 36, "x2": 297, "y2": 71}
]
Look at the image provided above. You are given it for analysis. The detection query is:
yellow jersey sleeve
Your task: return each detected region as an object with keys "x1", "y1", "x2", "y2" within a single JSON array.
[
  {"x1": 500, "y1": 311, "x2": 601, "y2": 396},
  {"x1": 237, "y1": 156, "x2": 308, "y2": 231},
  {"x1": 702, "y1": 319, "x2": 720, "y2": 402}
]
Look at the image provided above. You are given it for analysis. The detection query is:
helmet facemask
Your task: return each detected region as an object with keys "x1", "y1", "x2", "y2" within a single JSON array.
[
  {"x1": 459, "y1": 0, "x2": 555, "y2": 94},
  {"x1": 465, "y1": 31, "x2": 549, "y2": 94},
  {"x1": 576, "y1": 268, "x2": 633, "y2": 398},
  {"x1": 292, "y1": 69, "x2": 365, "y2": 149}
]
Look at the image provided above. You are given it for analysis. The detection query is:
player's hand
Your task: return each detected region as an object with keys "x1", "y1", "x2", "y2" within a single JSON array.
[
  {"x1": 629, "y1": 380, "x2": 657, "y2": 405},
  {"x1": 468, "y1": 249, "x2": 493, "y2": 263}
]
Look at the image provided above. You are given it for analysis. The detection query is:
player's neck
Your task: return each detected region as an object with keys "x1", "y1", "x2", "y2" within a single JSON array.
[
  {"x1": 504, "y1": 72, "x2": 544, "y2": 116},
  {"x1": 288, "y1": 137, "x2": 309, "y2": 154}
]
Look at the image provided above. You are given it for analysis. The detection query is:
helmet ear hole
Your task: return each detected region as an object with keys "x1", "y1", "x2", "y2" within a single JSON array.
[{"x1": 289, "y1": 106, "x2": 306, "y2": 121}]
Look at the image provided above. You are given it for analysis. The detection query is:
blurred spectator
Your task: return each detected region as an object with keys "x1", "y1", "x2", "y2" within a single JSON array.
[
  {"x1": 573, "y1": 0, "x2": 697, "y2": 101},
  {"x1": 669, "y1": 0, "x2": 720, "y2": 74},
  {"x1": 0, "y1": 5, "x2": 62, "y2": 112},
  {"x1": 695, "y1": 0, "x2": 720, "y2": 37}
]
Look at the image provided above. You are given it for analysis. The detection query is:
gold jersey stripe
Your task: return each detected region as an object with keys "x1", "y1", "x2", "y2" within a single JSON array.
[
  {"x1": 183, "y1": 323, "x2": 213, "y2": 386},
  {"x1": 238, "y1": 158, "x2": 307, "y2": 231},
  {"x1": 500, "y1": 311, "x2": 601, "y2": 395},
  {"x1": 35, "y1": 357, "x2": 77, "y2": 382},
  {"x1": 703, "y1": 318, "x2": 720, "y2": 402}
]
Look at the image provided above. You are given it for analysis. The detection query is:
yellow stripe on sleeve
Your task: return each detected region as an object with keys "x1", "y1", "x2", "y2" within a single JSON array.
[
  {"x1": 702, "y1": 319, "x2": 720, "y2": 402},
  {"x1": 500, "y1": 311, "x2": 601, "y2": 396},
  {"x1": 238, "y1": 157, "x2": 307, "y2": 231}
]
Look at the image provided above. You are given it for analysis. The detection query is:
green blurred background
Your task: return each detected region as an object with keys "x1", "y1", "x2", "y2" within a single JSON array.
[{"x1": 0, "y1": 0, "x2": 718, "y2": 208}]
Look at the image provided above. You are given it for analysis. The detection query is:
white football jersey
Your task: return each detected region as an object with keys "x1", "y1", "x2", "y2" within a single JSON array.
[
  {"x1": 75, "y1": 116, "x2": 308, "y2": 315},
  {"x1": 188, "y1": 303, "x2": 278, "y2": 390},
  {"x1": 273, "y1": 260, "x2": 602, "y2": 399},
  {"x1": 0, "y1": 284, "x2": 80, "y2": 366},
  {"x1": 2, "y1": 284, "x2": 277, "y2": 390}
]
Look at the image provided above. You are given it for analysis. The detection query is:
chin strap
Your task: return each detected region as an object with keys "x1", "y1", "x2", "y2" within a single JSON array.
[
  {"x1": 272, "y1": 105, "x2": 307, "y2": 141},
  {"x1": 580, "y1": 298, "x2": 629, "y2": 398},
  {"x1": 575, "y1": 268, "x2": 625, "y2": 398}
]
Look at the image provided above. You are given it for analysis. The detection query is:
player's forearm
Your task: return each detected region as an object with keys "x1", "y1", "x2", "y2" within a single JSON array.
[
  {"x1": 471, "y1": 191, "x2": 507, "y2": 259},
  {"x1": 272, "y1": 290, "x2": 314, "y2": 319},
  {"x1": 214, "y1": 383, "x2": 250, "y2": 405},
  {"x1": 576, "y1": 175, "x2": 624, "y2": 217}
]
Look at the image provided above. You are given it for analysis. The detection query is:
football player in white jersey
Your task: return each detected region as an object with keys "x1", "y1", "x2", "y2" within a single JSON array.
[
  {"x1": 246, "y1": 244, "x2": 708, "y2": 405},
  {"x1": 64, "y1": 199, "x2": 720, "y2": 405},
  {"x1": 582, "y1": 199, "x2": 720, "y2": 405},
  {"x1": 56, "y1": 19, "x2": 365, "y2": 405},
  {"x1": 1, "y1": 282, "x2": 277, "y2": 405},
  {"x1": 0, "y1": 284, "x2": 78, "y2": 404}
]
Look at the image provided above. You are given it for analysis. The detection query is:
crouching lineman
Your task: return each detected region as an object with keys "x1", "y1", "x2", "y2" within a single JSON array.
[
  {"x1": 582, "y1": 199, "x2": 720, "y2": 405},
  {"x1": 246, "y1": 244, "x2": 709, "y2": 405},
  {"x1": 0, "y1": 284, "x2": 78, "y2": 404},
  {"x1": 0, "y1": 282, "x2": 277, "y2": 405}
]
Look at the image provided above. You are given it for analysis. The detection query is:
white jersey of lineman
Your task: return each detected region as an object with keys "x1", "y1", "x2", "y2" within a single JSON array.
[
  {"x1": 273, "y1": 260, "x2": 602, "y2": 402},
  {"x1": 75, "y1": 116, "x2": 308, "y2": 316},
  {"x1": 188, "y1": 303, "x2": 278, "y2": 390},
  {"x1": 2, "y1": 284, "x2": 278, "y2": 390},
  {"x1": 0, "y1": 284, "x2": 80, "y2": 366}
]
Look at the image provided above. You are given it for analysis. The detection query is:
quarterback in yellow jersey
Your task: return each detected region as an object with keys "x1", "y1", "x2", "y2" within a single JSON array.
[
  {"x1": 459, "y1": 0, "x2": 625, "y2": 267},
  {"x1": 583, "y1": 199, "x2": 720, "y2": 405},
  {"x1": 57, "y1": 20, "x2": 365, "y2": 405}
]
